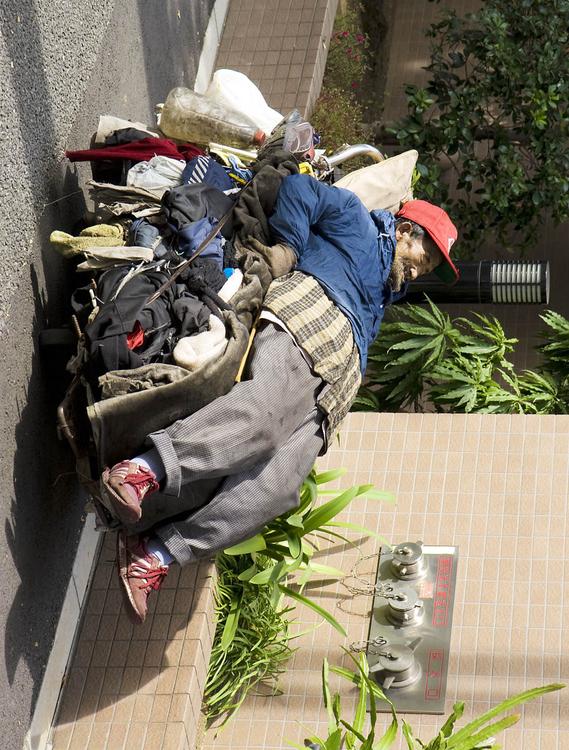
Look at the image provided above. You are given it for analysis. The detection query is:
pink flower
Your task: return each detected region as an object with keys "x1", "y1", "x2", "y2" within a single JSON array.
[
  {"x1": 356, "y1": 34, "x2": 365, "y2": 43},
  {"x1": 342, "y1": 30, "x2": 349, "y2": 37},
  {"x1": 351, "y1": 82, "x2": 359, "y2": 88}
]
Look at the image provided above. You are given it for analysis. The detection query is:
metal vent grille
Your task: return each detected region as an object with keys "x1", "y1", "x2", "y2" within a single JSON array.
[{"x1": 490, "y1": 261, "x2": 547, "y2": 304}]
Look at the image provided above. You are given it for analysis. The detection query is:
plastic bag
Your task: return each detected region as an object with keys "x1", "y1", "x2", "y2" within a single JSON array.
[
  {"x1": 126, "y1": 156, "x2": 186, "y2": 195},
  {"x1": 205, "y1": 69, "x2": 283, "y2": 135}
]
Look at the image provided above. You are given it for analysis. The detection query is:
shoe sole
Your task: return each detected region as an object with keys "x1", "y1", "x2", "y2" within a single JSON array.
[
  {"x1": 101, "y1": 469, "x2": 142, "y2": 526},
  {"x1": 116, "y1": 533, "x2": 145, "y2": 625}
]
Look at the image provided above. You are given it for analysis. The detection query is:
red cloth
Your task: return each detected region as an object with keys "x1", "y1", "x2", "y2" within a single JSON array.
[
  {"x1": 126, "y1": 321, "x2": 145, "y2": 350},
  {"x1": 65, "y1": 137, "x2": 204, "y2": 164}
]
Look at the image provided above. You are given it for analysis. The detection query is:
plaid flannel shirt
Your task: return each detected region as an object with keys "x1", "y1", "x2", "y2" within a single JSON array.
[{"x1": 262, "y1": 271, "x2": 361, "y2": 447}]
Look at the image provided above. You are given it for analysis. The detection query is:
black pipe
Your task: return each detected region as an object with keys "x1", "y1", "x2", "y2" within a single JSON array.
[{"x1": 402, "y1": 260, "x2": 550, "y2": 305}]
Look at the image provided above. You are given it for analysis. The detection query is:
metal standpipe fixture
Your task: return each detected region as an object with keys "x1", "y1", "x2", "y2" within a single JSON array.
[
  {"x1": 404, "y1": 260, "x2": 550, "y2": 305},
  {"x1": 366, "y1": 541, "x2": 459, "y2": 714}
]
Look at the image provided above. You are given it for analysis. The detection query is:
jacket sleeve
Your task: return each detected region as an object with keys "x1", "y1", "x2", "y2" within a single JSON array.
[{"x1": 268, "y1": 174, "x2": 367, "y2": 257}]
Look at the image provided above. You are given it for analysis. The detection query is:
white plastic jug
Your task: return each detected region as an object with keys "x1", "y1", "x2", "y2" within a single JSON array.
[{"x1": 205, "y1": 69, "x2": 283, "y2": 135}]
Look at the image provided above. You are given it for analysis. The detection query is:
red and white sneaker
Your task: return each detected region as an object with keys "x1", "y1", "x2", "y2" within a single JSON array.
[
  {"x1": 116, "y1": 532, "x2": 169, "y2": 624},
  {"x1": 101, "y1": 460, "x2": 159, "y2": 525}
]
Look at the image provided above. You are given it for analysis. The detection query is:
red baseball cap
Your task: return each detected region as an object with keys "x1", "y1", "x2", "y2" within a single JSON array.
[{"x1": 396, "y1": 199, "x2": 459, "y2": 284}]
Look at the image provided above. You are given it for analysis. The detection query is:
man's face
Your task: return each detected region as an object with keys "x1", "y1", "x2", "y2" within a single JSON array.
[{"x1": 389, "y1": 221, "x2": 443, "y2": 292}]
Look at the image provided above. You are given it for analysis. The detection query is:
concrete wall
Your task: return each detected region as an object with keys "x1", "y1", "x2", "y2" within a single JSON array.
[{"x1": 0, "y1": 1, "x2": 215, "y2": 746}]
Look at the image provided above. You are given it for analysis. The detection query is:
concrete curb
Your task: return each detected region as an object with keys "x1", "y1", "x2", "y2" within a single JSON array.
[
  {"x1": 23, "y1": 517, "x2": 102, "y2": 750},
  {"x1": 194, "y1": 0, "x2": 230, "y2": 94}
]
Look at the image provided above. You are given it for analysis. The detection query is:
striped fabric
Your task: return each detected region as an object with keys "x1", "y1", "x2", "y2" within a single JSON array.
[
  {"x1": 185, "y1": 155, "x2": 211, "y2": 184},
  {"x1": 263, "y1": 271, "x2": 362, "y2": 443}
]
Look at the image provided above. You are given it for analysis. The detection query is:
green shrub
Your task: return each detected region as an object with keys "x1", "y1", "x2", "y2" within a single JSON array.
[
  {"x1": 325, "y1": 15, "x2": 369, "y2": 92},
  {"x1": 311, "y1": 2, "x2": 371, "y2": 170},
  {"x1": 311, "y1": 86, "x2": 368, "y2": 154},
  {"x1": 203, "y1": 553, "x2": 295, "y2": 727},
  {"x1": 391, "y1": 0, "x2": 569, "y2": 257},
  {"x1": 354, "y1": 299, "x2": 569, "y2": 415},
  {"x1": 204, "y1": 468, "x2": 391, "y2": 728},
  {"x1": 294, "y1": 652, "x2": 564, "y2": 750}
]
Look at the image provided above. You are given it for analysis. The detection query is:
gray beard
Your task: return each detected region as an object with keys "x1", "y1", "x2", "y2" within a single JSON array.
[{"x1": 388, "y1": 256, "x2": 407, "y2": 292}]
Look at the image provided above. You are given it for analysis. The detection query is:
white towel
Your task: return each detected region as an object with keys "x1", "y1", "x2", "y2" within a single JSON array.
[
  {"x1": 173, "y1": 315, "x2": 227, "y2": 371},
  {"x1": 218, "y1": 269, "x2": 243, "y2": 302}
]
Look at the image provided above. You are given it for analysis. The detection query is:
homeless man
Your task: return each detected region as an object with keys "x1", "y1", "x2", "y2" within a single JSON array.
[{"x1": 100, "y1": 173, "x2": 459, "y2": 624}]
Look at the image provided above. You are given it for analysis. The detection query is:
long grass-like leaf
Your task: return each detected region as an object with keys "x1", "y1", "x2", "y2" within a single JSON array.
[
  {"x1": 449, "y1": 713, "x2": 519, "y2": 749},
  {"x1": 303, "y1": 485, "x2": 371, "y2": 533},
  {"x1": 224, "y1": 534, "x2": 266, "y2": 555},
  {"x1": 446, "y1": 683, "x2": 564, "y2": 748},
  {"x1": 402, "y1": 721, "x2": 418, "y2": 749},
  {"x1": 220, "y1": 592, "x2": 242, "y2": 651},
  {"x1": 438, "y1": 702, "x2": 465, "y2": 738},
  {"x1": 341, "y1": 719, "x2": 367, "y2": 743},
  {"x1": 330, "y1": 665, "x2": 391, "y2": 705},
  {"x1": 286, "y1": 530, "x2": 302, "y2": 559},
  {"x1": 351, "y1": 655, "x2": 368, "y2": 744},
  {"x1": 237, "y1": 563, "x2": 259, "y2": 581},
  {"x1": 279, "y1": 584, "x2": 347, "y2": 636},
  {"x1": 315, "y1": 468, "x2": 348, "y2": 484},
  {"x1": 286, "y1": 514, "x2": 305, "y2": 528},
  {"x1": 324, "y1": 728, "x2": 343, "y2": 750},
  {"x1": 322, "y1": 658, "x2": 337, "y2": 734},
  {"x1": 248, "y1": 564, "x2": 279, "y2": 585},
  {"x1": 373, "y1": 714, "x2": 398, "y2": 750}
]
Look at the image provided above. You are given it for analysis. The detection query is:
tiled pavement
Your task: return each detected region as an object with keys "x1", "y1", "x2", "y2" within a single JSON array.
[
  {"x1": 51, "y1": 532, "x2": 216, "y2": 750},
  {"x1": 215, "y1": 0, "x2": 339, "y2": 116},
  {"x1": 201, "y1": 413, "x2": 569, "y2": 749},
  {"x1": 51, "y1": 412, "x2": 569, "y2": 750},
  {"x1": 49, "y1": 0, "x2": 340, "y2": 748}
]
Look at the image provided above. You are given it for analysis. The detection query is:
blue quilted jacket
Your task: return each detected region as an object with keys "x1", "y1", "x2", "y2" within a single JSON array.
[{"x1": 269, "y1": 174, "x2": 403, "y2": 372}]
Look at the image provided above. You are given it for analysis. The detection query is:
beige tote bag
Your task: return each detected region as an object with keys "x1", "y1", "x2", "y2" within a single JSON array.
[{"x1": 335, "y1": 149, "x2": 418, "y2": 213}]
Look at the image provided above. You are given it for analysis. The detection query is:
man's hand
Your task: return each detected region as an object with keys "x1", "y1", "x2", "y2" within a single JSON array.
[{"x1": 247, "y1": 237, "x2": 297, "y2": 278}]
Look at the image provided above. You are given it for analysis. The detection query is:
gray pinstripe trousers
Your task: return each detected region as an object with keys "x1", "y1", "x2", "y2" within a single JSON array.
[{"x1": 148, "y1": 323, "x2": 325, "y2": 565}]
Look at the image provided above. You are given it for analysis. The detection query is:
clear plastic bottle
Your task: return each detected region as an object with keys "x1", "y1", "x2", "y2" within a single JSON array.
[{"x1": 159, "y1": 87, "x2": 266, "y2": 148}]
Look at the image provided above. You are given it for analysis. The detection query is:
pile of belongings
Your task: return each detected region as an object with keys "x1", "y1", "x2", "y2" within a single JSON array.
[
  {"x1": 52, "y1": 69, "x2": 418, "y2": 476},
  {"x1": 52, "y1": 75, "x2": 323, "y2": 470}
]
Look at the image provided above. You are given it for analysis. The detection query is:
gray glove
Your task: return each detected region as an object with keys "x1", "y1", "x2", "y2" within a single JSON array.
[{"x1": 247, "y1": 237, "x2": 297, "y2": 278}]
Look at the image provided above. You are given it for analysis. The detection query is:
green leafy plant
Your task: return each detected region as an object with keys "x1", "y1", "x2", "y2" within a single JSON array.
[
  {"x1": 354, "y1": 299, "x2": 519, "y2": 413},
  {"x1": 325, "y1": 15, "x2": 369, "y2": 92},
  {"x1": 354, "y1": 300, "x2": 569, "y2": 415},
  {"x1": 204, "y1": 469, "x2": 393, "y2": 727},
  {"x1": 223, "y1": 467, "x2": 391, "y2": 636},
  {"x1": 295, "y1": 652, "x2": 564, "y2": 749},
  {"x1": 389, "y1": 0, "x2": 569, "y2": 256},
  {"x1": 401, "y1": 681, "x2": 564, "y2": 750},
  {"x1": 311, "y1": 86, "x2": 369, "y2": 156},
  {"x1": 355, "y1": 298, "x2": 465, "y2": 411},
  {"x1": 311, "y1": 2, "x2": 371, "y2": 170},
  {"x1": 289, "y1": 652, "x2": 398, "y2": 750},
  {"x1": 538, "y1": 310, "x2": 569, "y2": 379},
  {"x1": 204, "y1": 553, "x2": 295, "y2": 726}
]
